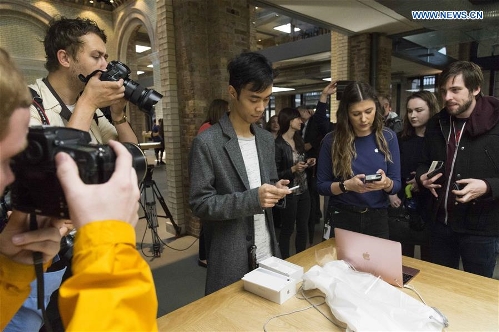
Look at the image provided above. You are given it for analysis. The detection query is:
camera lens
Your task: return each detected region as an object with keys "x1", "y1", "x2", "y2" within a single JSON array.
[
  {"x1": 123, "y1": 79, "x2": 163, "y2": 116},
  {"x1": 122, "y1": 142, "x2": 147, "y2": 184}
]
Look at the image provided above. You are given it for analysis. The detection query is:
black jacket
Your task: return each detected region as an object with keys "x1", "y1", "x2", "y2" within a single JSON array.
[
  {"x1": 416, "y1": 96, "x2": 499, "y2": 236},
  {"x1": 275, "y1": 136, "x2": 295, "y2": 182},
  {"x1": 302, "y1": 116, "x2": 321, "y2": 159}
]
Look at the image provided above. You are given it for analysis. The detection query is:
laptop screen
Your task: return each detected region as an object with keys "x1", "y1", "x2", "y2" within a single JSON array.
[{"x1": 334, "y1": 228, "x2": 418, "y2": 287}]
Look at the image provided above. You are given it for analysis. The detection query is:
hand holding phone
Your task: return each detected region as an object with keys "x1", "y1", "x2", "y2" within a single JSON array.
[
  {"x1": 364, "y1": 173, "x2": 382, "y2": 183},
  {"x1": 427, "y1": 161, "x2": 444, "y2": 179}
]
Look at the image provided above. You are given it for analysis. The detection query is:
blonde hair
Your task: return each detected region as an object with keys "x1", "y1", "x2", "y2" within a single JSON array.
[{"x1": 0, "y1": 48, "x2": 31, "y2": 140}]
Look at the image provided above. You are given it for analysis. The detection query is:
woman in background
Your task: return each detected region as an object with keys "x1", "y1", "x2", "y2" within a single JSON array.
[
  {"x1": 198, "y1": 99, "x2": 229, "y2": 134},
  {"x1": 317, "y1": 81, "x2": 401, "y2": 239},
  {"x1": 388, "y1": 91, "x2": 438, "y2": 259},
  {"x1": 265, "y1": 115, "x2": 279, "y2": 139},
  {"x1": 152, "y1": 119, "x2": 165, "y2": 165},
  {"x1": 275, "y1": 108, "x2": 316, "y2": 258},
  {"x1": 196, "y1": 98, "x2": 229, "y2": 268}
]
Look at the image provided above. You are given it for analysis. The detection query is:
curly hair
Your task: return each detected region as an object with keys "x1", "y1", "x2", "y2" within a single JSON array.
[{"x1": 44, "y1": 16, "x2": 107, "y2": 72}]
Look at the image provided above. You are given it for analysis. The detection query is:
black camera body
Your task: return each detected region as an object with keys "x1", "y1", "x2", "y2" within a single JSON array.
[
  {"x1": 99, "y1": 60, "x2": 163, "y2": 116},
  {"x1": 10, "y1": 126, "x2": 146, "y2": 219}
]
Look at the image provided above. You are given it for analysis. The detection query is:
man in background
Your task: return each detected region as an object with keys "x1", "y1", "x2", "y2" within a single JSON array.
[
  {"x1": 298, "y1": 105, "x2": 321, "y2": 244},
  {"x1": 379, "y1": 93, "x2": 403, "y2": 133}
]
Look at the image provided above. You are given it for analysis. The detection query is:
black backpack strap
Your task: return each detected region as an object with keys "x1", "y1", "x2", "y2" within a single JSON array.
[{"x1": 29, "y1": 87, "x2": 50, "y2": 125}]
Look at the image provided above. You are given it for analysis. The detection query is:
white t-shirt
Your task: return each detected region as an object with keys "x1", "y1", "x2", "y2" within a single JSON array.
[{"x1": 238, "y1": 136, "x2": 272, "y2": 262}]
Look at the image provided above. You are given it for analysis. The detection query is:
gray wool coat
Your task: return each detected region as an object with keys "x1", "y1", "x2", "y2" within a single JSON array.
[{"x1": 189, "y1": 113, "x2": 281, "y2": 295}]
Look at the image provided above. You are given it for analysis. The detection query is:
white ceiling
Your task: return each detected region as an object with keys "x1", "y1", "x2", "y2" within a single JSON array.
[{"x1": 253, "y1": 0, "x2": 499, "y2": 90}]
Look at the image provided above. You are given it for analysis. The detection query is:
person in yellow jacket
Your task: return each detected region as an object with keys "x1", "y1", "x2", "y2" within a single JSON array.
[{"x1": 0, "y1": 48, "x2": 158, "y2": 331}]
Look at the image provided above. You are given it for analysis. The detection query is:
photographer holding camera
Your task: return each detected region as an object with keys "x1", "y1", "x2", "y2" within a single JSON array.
[
  {"x1": 6, "y1": 16, "x2": 140, "y2": 332},
  {"x1": 29, "y1": 16, "x2": 138, "y2": 145},
  {"x1": 0, "y1": 48, "x2": 157, "y2": 331}
]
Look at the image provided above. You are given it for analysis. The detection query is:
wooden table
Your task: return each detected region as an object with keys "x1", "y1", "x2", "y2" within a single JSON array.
[{"x1": 157, "y1": 239, "x2": 499, "y2": 331}]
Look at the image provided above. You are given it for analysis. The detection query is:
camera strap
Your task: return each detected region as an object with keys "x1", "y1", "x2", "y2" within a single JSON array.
[
  {"x1": 30, "y1": 213, "x2": 54, "y2": 332},
  {"x1": 42, "y1": 77, "x2": 73, "y2": 123},
  {"x1": 29, "y1": 88, "x2": 50, "y2": 125}
]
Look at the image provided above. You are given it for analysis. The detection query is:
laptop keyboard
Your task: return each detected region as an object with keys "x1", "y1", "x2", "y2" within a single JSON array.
[{"x1": 403, "y1": 272, "x2": 413, "y2": 284}]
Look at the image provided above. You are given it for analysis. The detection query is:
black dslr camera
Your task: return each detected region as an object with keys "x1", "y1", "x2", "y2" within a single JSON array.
[
  {"x1": 79, "y1": 60, "x2": 163, "y2": 116},
  {"x1": 9, "y1": 126, "x2": 147, "y2": 219}
]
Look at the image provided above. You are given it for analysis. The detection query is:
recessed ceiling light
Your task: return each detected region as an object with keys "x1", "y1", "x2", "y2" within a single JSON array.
[
  {"x1": 273, "y1": 23, "x2": 300, "y2": 34},
  {"x1": 147, "y1": 64, "x2": 153, "y2": 68},
  {"x1": 322, "y1": 78, "x2": 331, "y2": 81},
  {"x1": 137, "y1": 71, "x2": 144, "y2": 75},
  {"x1": 135, "y1": 45, "x2": 151, "y2": 53},
  {"x1": 272, "y1": 87, "x2": 295, "y2": 92}
]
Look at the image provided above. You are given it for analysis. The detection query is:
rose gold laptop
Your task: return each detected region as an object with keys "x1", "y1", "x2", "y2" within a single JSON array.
[{"x1": 334, "y1": 228, "x2": 420, "y2": 287}]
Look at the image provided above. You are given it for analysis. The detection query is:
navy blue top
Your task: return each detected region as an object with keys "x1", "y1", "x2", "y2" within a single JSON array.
[{"x1": 317, "y1": 129, "x2": 401, "y2": 208}]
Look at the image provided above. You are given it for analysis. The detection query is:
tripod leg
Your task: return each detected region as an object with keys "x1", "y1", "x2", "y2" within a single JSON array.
[
  {"x1": 141, "y1": 182, "x2": 162, "y2": 257},
  {"x1": 151, "y1": 181, "x2": 182, "y2": 237}
]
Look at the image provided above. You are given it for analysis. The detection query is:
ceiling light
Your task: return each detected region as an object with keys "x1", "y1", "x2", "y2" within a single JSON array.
[
  {"x1": 137, "y1": 71, "x2": 144, "y2": 75},
  {"x1": 272, "y1": 87, "x2": 295, "y2": 92},
  {"x1": 147, "y1": 64, "x2": 153, "y2": 68},
  {"x1": 273, "y1": 23, "x2": 300, "y2": 34},
  {"x1": 322, "y1": 78, "x2": 331, "y2": 81},
  {"x1": 135, "y1": 45, "x2": 151, "y2": 53},
  {"x1": 89, "y1": 0, "x2": 94, "y2": 3}
]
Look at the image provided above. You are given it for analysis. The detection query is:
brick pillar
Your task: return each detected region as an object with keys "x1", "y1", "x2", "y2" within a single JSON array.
[
  {"x1": 376, "y1": 34, "x2": 392, "y2": 96},
  {"x1": 168, "y1": 0, "x2": 251, "y2": 236},
  {"x1": 330, "y1": 31, "x2": 349, "y2": 122},
  {"x1": 274, "y1": 95, "x2": 293, "y2": 113},
  {"x1": 349, "y1": 33, "x2": 392, "y2": 96},
  {"x1": 156, "y1": 0, "x2": 185, "y2": 234}
]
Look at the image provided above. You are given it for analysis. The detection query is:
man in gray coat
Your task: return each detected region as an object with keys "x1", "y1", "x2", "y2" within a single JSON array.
[{"x1": 189, "y1": 52, "x2": 291, "y2": 295}]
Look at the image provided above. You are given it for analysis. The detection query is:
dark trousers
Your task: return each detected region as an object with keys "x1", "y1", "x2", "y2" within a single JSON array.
[
  {"x1": 430, "y1": 221, "x2": 499, "y2": 278},
  {"x1": 306, "y1": 168, "x2": 320, "y2": 244},
  {"x1": 279, "y1": 190, "x2": 310, "y2": 259},
  {"x1": 330, "y1": 205, "x2": 389, "y2": 239}
]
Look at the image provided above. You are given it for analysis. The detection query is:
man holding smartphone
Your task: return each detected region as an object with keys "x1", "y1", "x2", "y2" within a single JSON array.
[
  {"x1": 416, "y1": 61, "x2": 499, "y2": 278},
  {"x1": 189, "y1": 52, "x2": 291, "y2": 295}
]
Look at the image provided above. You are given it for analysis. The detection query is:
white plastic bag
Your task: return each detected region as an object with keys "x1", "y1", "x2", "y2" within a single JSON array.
[{"x1": 302, "y1": 260, "x2": 446, "y2": 331}]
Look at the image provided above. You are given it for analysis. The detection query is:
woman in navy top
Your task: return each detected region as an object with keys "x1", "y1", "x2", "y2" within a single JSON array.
[{"x1": 317, "y1": 82, "x2": 401, "y2": 239}]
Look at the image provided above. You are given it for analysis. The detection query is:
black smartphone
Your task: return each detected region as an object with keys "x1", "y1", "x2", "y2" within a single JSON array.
[
  {"x1": 365, "y1": 173, "x2": 382, "y2": 183},
  {"x1": 452, "y1": 182, "x2": 464, "y2": 198},
  {"x1": 426, "y1": 161, "x2": 444, "y2": 179}
]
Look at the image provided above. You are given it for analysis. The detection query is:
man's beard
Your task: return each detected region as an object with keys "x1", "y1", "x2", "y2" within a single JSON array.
[
  {"x1": 446, "y1": 93, "x2": 473, "y2": 117},
  {"x1": 69, "y1": 65, "x2": 87, "y2": 92}
]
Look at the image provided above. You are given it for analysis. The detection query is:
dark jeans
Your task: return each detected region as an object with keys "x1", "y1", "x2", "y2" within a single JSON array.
[
  {"x1": 430, "y1": 222, "x2": 499, "y2": 278},
  {"x1": 330, "y1": 205, "x2": 389, "y2": 239},
  {"x1": 306, "y1": 169, "x2": 320, "y2": 244},
  {"x1": 388, "y1": 207, "x2": 430, "y2": 260},
  {"x1": 279, "y1": 190, "x2": 310, "y2": 259}
]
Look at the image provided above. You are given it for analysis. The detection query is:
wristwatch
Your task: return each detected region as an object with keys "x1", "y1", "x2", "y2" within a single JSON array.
[
  {"x1": 112, "y1": 114, "x2": 127, "y2": 125},
  {"x1": 339, "y1": 181, "x2": 348, "y2": 193}
]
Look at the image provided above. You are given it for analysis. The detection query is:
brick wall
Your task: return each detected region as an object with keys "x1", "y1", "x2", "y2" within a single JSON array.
[
  {"x1": 330, "y1": 31, "x2": 349, "y2": 122},
  {"x1": 171, "y1": 0, "x2": 252, "y2": 235}
]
